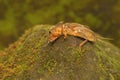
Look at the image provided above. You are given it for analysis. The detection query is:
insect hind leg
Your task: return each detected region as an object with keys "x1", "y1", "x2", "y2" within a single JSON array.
[{"x1": 79, "y1": 39, "x2": 88, "y2": 47}]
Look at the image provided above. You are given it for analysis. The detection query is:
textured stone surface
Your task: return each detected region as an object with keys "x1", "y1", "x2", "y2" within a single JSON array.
[{"x1": 0, "y1": 24, "x2": 120, "y2": 80}]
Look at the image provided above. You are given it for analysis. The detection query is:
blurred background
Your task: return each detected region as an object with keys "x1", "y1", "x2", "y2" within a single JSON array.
[{"x1": 0, "y1": 0, "x2": 120, "y2": 50}]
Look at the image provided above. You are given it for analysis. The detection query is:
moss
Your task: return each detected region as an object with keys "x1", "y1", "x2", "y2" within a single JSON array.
[{"x1": 0, "y1": 24, "x2": 120, "y2": 80}]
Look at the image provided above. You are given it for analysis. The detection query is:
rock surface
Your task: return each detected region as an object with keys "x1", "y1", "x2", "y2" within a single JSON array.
[{"x1": 0, "y1": 24, "x2": 120, "y2": 80}]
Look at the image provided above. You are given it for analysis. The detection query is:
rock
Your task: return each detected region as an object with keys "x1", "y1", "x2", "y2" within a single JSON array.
[{"x1": 0, "y1": 24, "x2": 120, "y2": 80}]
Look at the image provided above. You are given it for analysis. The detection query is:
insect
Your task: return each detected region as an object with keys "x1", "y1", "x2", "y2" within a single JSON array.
[{"x1": 48, "y1": 22, "x2": 97, "y2": 47}]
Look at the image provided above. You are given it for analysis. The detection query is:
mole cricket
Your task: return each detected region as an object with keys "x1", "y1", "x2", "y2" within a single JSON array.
[{"x1": 48, "y1": 22, "x2": 97, "y2": 47}]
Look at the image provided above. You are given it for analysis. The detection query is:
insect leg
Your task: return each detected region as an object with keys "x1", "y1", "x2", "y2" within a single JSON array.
[
  {"x1": 63, "y1": 33, "x2": 67, "y2": 39},
  {"x1": 79, "y1": 39, "x2": 88, "y2": 47}
]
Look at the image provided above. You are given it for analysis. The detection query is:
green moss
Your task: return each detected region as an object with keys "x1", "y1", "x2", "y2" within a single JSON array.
[
  {"x1": 0, "y1": 24, "x2": 120, "y2": 80},
  {"x1": 94, "y1": 40, "x2": 120, "y2": 79}
]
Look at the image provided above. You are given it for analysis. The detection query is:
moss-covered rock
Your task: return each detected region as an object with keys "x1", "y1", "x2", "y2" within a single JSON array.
[{"x1": 0, "y1": 24, "x2": 120, "y2": 80}]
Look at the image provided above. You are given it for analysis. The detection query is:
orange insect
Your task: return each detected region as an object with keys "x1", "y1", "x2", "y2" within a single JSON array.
[{"x1": 48, "y1": 22, "x2": 97, "y2": 47}]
